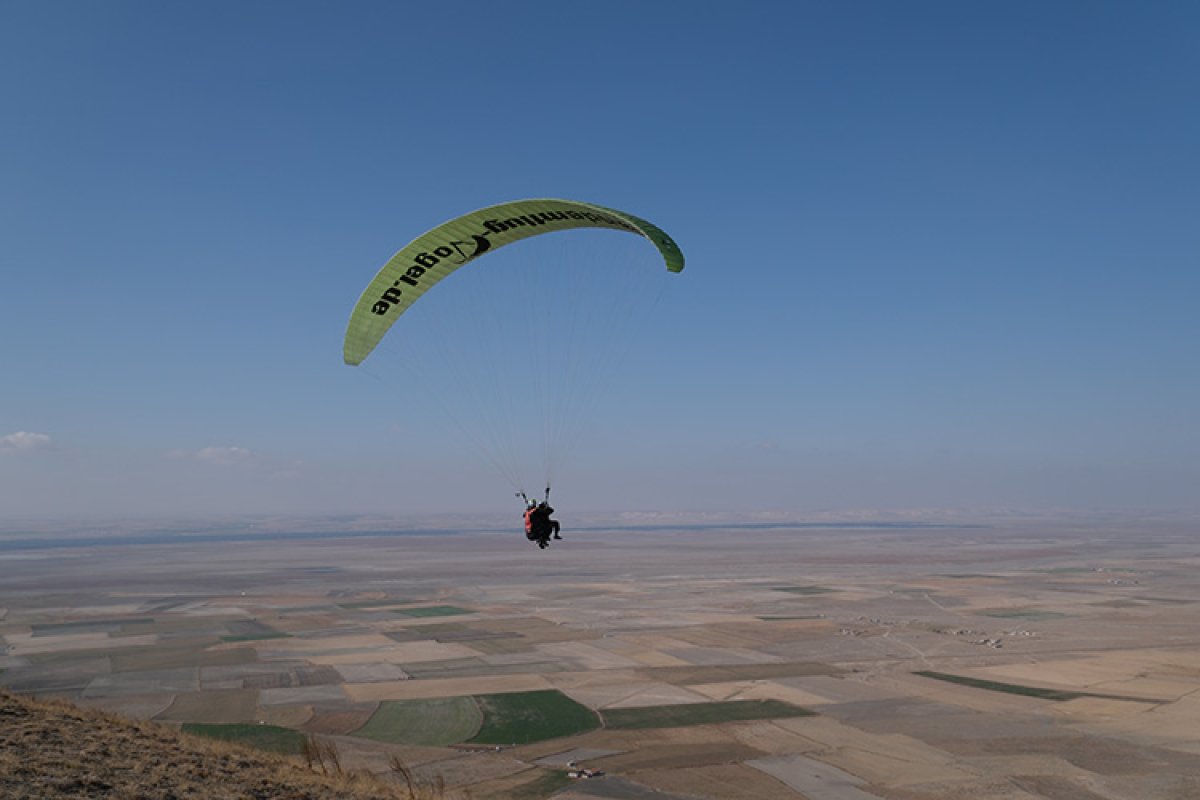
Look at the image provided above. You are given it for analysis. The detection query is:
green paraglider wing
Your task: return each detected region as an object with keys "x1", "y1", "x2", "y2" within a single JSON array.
[{"x1": 343, "y1": 198, "x2": 684, "y2": 365}]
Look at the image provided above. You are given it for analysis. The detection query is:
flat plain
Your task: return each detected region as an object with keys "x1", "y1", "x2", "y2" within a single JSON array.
[{"x1": 2, "y1": 514, "x2": 1198, "y2": 799}]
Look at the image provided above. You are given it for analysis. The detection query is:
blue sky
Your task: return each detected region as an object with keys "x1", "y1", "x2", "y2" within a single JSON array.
[{"x1": 2, "y1": 1, "x2": 1198, "y2": 518}]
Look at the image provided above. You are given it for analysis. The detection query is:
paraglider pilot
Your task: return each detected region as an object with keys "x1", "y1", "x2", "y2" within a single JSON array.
[{"x1": 520, "y1": 489, "x2": 562, "y2": 549}]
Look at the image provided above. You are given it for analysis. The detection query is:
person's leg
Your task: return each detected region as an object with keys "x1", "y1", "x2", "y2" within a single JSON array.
[{"x1": 550, "y1": 520, "x2": 561, "y2": 539}]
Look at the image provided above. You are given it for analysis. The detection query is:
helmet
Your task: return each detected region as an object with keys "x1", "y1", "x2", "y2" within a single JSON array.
[{"x1": 527, "y1": 499, "x2": 537, "y2": 509}]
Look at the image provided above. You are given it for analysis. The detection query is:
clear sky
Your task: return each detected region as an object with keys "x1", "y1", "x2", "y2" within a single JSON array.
[{"x1": 2, "y1": 1, "x2": 1198, "y2": 518}]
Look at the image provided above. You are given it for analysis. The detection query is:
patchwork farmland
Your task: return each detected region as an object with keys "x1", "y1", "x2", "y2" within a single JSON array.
[{"x1": 3, "y1": 517, "x2": 1200, "y2": 798}]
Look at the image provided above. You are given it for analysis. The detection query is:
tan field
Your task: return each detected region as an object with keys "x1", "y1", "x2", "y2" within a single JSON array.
[{"x1": 2, "y1": 515, "x2": 1199, "y2": 798}]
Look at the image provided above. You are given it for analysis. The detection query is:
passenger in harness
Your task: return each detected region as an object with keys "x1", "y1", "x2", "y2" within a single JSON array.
[
  {"x1": 520, "y1": 490, "x2": 562, "y2": 549},
  {"x1": 523, "y1": 499, "x2": 540, "y2": 543}
]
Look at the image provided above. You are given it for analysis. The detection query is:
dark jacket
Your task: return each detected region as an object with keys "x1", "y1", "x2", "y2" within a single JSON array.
[{"x1": 530, "y1": 504, "x2": 553, "y2": 526}]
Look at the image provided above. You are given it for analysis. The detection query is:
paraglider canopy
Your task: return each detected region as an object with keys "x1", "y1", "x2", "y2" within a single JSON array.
[{"x1": 344, "y1": 198, "x2": 684, "y2": 366}]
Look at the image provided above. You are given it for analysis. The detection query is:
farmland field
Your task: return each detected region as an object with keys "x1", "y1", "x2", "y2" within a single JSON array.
[
  {"x1": 911, "y1": 670, "x2": 1156, "y2": 703},
  {"x1": 978, "y1": 609, "x2": 1069, "y2": 620},
  {"x1": 773, "y1": 586, "x2": 835, "y2": 595},
  {"x1": 394, "y1": 605, "x2": 473, "y2": 617},
  {"x1": 468, "y1": 690, "x2": 600, "y2": 745},
  {"x1": 182, "y1": 722, "x2": 308, "y2": 754},
  {"x1": 602, "y1": 699, "x2": 814, "y2": 730},
  {"x1": 913, "y1": 670, "x2": 1084, "y2": 700},
  {"x1": 487, "y1": 768, "x2": 573, "y2": 800},
  {"x1": 353, "y1": 697, "x2": 482, "y2": 745}
]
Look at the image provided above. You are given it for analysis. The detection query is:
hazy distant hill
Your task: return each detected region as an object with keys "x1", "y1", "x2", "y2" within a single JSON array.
[{"x1": 0, "y1": 690, "x2": 413, "y2": 799}]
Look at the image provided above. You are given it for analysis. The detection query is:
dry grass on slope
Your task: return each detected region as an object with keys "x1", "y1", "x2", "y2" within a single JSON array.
[{"x1": 0, "y1": 689, "x2": 436, "y2": 799}]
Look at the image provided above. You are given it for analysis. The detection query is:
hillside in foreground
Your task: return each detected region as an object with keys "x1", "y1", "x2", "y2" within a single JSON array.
[{"x1": 0, "y1": 690, "x2": 409, "y2": 799}]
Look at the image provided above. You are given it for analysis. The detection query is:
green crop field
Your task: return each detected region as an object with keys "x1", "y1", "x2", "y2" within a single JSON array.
[
  {"x1": 403, "y1": 622, "x2": 470, "y2": 636},
  {"x1": 220, "y1": 632, "x2": 292, "y2": 643},
  {"x1": 601, "y1": 699, "x2": 814, "y2": 730},
  {"x1": 768, "y1": 587, "x2": 835, "y2": 594},
  {"x1": 353, "y1": 697, "x2": 482, "y2": 746},
  {"x1": 393, "y1": 605, "x2": 472, "y2": 617},
  {"x1": 914, "y1": 671, "x2": 1160, "y2": 704},
  {"x1": 978, "y1": 609, "x2": 1068, "y2": 621},
  {"x1": 914, "y1": 671, "x2": 1083, "y2": 700},
  {"x1": 182, "y1": 722, "x2": 308, "y2": 755},
  {"x1": 337, "y1": 598, "x2": 413, "y2": 609},
  {"x1": 467, "y1": 690, "x2": 600, "y2": 745}
]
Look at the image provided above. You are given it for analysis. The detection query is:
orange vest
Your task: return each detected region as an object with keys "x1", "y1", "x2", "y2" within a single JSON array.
[{"x1": 523, "y1": 509, "x2": 534, "y2": 532}]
